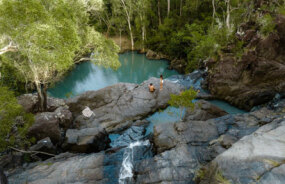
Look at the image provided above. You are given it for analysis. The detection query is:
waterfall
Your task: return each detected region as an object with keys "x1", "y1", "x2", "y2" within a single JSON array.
[{"x1": 119, "y1": 140, "x2": 150, "y2": 184}]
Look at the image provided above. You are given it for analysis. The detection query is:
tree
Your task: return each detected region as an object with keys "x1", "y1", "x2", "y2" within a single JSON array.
[
  {"x1": 0, "y1": 0, "x2": 120, "y2": 111},
  {"x1": 117, "y1": 0, "x2": 135, "y2": 50},
  {"x1": 158, "y1": 0, "x2": 162, "y2": 25},
  {"x1": 135, "y1": 0, "x2": 150, "y2": 52},
  {"x1": 168, "y1": 88, "x2": 197, "y2": 120},
  {"x1": 167, "y1": 0, "x2": 171, "y2": 16}
]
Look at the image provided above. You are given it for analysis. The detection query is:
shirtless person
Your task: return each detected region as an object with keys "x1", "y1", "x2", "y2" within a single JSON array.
[
  {"x1": 160, "y1": 75, "x2": 163, "y2": 90},
  {"x1": 149, "y1": 83, "x2": 155, "y2": 92}
]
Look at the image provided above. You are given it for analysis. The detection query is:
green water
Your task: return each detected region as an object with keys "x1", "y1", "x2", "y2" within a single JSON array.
[{"x1": 48, "y1": 52, "x2": 178, "y2": 98}]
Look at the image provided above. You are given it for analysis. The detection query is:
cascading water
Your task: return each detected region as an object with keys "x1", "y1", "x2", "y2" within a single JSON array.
[{"x1": 119, "y1": 140, "x2": 150, "y2": 184}]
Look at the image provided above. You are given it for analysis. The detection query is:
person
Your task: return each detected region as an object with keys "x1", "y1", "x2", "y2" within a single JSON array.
[
  {"x1": 149, "y1": 83, "x2": 155, "y2": 92},
  {"x1": 160, "y1": 75, "x2": 163, "y2": 90}
]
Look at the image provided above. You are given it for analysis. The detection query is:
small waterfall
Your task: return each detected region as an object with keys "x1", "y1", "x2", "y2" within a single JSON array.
[{"x1": 119, "y1": 140, "x2": 150, "y2": 184}]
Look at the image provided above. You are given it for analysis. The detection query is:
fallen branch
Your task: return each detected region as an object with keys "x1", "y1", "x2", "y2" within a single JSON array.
[
  {"x1": 0, "y1": 42, "x2": 18, "y2": 55},
  {"x1": 9, "y1": 146, "x2": 56, "y2": 157},
  {"x1": 74, "y1": 57, "x2": 91, "y2": 64}
]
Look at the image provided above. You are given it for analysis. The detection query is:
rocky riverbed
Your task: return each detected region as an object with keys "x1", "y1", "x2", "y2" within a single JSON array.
[{"x1": 1, "y1": 72, "x2": 285, "y2": 184}]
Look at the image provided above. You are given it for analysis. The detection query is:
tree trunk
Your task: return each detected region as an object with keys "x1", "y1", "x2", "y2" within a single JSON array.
[
  {"x1": 212, "y1": 0, "x2": 216, "y2": 25},
  {"x1": 129, "y1": 22, "x2": 134, "y2": 50},
  {"x1": 43, "y1": 84, "x2": 48, "y2": 112},
  {"x1": 121, "y1": 0, "x2": 134, "y2": 50},
  {"x1": 35, "y1": 82, "x2": 44, "y2": 112},
  {"x1": 142, "y1": 25, "x2": 145, "y2": 52},
  {"x1": 119, "y1": 29, "x2": 122, "y2": 49},
  {"x1": 158, "y1": 0, "x2": 162, "y2": 25},
  {"x1": 180, "y1": 0, "x2": 183, "y2": 16},
  {"x1": 35, "y1": 82, "x2": 48, "y2": 112},
  {"x1": 226, "y1": 0, "x2": 231, "y2": 29},
  {"x1": 106, "y1": 25, "x2": 111, "y2": 38},
  {"x1": 167, "y1": 0, "x2": 170, "y2": 16}
]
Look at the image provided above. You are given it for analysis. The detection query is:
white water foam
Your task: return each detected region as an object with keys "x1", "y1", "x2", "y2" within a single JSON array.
[{"x1": 118, "y1": 140, "x2": 150, "y2": 184}]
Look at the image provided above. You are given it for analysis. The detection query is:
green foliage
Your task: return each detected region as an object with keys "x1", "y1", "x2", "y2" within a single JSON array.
[
  {"x1": 0, "y1": 86, "x2": 34, "y2": 152},
  {"x1": 0, "y1": 0, "x2": 120, "y2": 93},
  {"x1": 278, "y1": 6, "x2": 285, "y2": 15},
  {"x1": 258, "y1": 14, "x2": 276, "y2": 37},
  {"x1": 168, "y1": 88, "x2": 197, "y2": 120}
]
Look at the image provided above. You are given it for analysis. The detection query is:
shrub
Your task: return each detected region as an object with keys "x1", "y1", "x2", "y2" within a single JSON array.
[
  {"x1": 258, "y1": 14, "x2": 276, "y2": 37},
  {"x1": 168, "y1": 88, "x2": 197, "y2": 120},
  {"x1": 0, "y1": 86, "x2": 34, "y2": 152}
]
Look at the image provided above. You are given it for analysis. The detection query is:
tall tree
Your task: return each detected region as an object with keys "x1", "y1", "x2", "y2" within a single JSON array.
[
  {"x1": 158, "y1": 0, "x2": 162, "y2": 25},
  {"x1": 135, "y1": 0, "x2": 150, "y2": 52},
  {"x1": 167, "y1": 0, "x2": 171, "y2": 16},
  {"x1": 0, "y1": 0, "x2": 120, "y2": 111},
  {"x1": 118, "y1": 0, "x2": 135, "y2": 50},
  {"x1": 180, "y1": 0, "x2": 183, "y2": 16}
]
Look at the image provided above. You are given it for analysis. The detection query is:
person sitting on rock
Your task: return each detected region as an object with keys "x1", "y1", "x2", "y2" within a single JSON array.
[{"x1": 149, "y1": 83, "x2": 155, "y2": 92}]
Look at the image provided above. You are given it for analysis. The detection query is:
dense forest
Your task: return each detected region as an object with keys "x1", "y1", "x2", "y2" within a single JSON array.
[
  {"x1": 1, "y1": 0, "x2": 285, "y2": 183},
  {"x1": 93, "y1": 0, "x2": 285, "y2": 71}
]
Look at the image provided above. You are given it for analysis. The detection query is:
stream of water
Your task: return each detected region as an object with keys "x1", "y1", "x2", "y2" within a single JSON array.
[{"x1": 48, "y1": 51, "x2": 247, "y2": 183}]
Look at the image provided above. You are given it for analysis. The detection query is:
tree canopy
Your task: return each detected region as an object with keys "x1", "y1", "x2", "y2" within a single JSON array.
[{"x1": 0, "y1": 0, "x2": 120, "y2": 111}]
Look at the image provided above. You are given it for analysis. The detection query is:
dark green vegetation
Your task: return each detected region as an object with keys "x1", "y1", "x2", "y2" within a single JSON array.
[
  {"x1": 94, "y1": 0, "x2": 285, "y2": 72},
  {"x1": 0, "y1": 87, "x2": 34, "y2": 152}
]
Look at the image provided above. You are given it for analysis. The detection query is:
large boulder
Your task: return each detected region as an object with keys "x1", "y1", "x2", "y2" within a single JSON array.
[
  {"x1": 8, "y1": 152, "x2": 107, "y2": 184},
  {"x1": 134, "y1": 107, "x2": 282, "y2": 183},
  {"x1": 206, "y1": 15, "x2": 285, "y2": 110},
  {"x1": 184, "y1": 100, "x2": 228, "y2": 121},
  {"x1": 29, "y1": 137, "x2": 56, "y2": 155},
  {"x1": 17, "y1": 94, "x2": 38, "y2": 113},
  {"x1": 66, "y1": 78, "x2": 183, "y2": 133},
  {"x1": 199, "y1": 119, "x2": 285, "y2": 184},
  {"x1": 17, "y1": 94, "x2": 66, "y2": 113},
  {"x1": 28, "y1": 106, "x2": 73, "y2": 144},
  {"x1": 63, "y1": 126, "x2": 110, "y2": 153},
  {"x1": 28, "y1": 112, "x2": 61, "y2": 144}
]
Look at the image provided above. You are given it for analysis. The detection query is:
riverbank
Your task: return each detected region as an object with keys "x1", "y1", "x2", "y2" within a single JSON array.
[{"x1": 3, "y1": 75, "x2": 285, "y2": 183}]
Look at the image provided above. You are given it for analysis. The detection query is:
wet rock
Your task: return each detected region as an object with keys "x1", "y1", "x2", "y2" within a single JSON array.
[
  {"x1": 28, "y1": 112, "x2": 61, "y2": 144},
  {"x1": 110, "y1": 126, "x2": 145, "y2": 148},
  {"x1": 66, "y1": 78, "x2": 183, "y2": 133},
  {"x1": 29, "y1": 137, "x2": 56, "y2": 155},
  {"x1": 63, "y1": 127, "x2": 109, "y2": 153},
  {"x1": 184, "y1": 100, "x2": 228, "y2": 121},
  {"x1": 167, "y1": 70, "x2": 205, "y2": 90}
]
